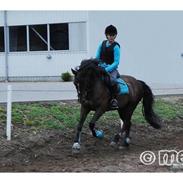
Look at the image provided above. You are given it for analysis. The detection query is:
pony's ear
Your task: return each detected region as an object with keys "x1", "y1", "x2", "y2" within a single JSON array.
[{"x1": 71, "y1": 68, "x2": 77, "y2": 75}]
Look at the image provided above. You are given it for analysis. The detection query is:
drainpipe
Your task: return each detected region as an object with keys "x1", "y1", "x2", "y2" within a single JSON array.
[
  {"x1": 86, "y1": 11, "x2": 90, "y2": 58},
  {"x1": 4, "y1": 10, "x2": 9, "y2": 82}
]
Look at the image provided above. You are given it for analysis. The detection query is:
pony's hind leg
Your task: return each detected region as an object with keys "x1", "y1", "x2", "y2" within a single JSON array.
[
  {"x1": 121, "y1": 119, "x2": 132, "y2": 147},
  {"x1": 112, "y1": 107, "x2": 134, "y2": 147},
  {"x1": 119, "y1": 106, "x2": 137, "y2": 147},
  {"x1": 110, "y1": 118, "x2": 131, "y2": 148},
  {"x1": 110, "y1": 119, "x2": 124, "y2": 147}
]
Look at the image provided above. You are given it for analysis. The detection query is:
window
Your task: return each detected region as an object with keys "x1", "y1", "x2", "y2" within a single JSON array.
[
  {"x1": 50, "y1": 23, "x2": 69, "y2": 50},
  {"x1": 6, "y1": 22, "x2": 86, "y2": 53},
  {"x1": 0, "y1": 27, "x2": 5, "y2": 52},
  {"x1": 29, "y1": 24, "x2": 47, "y2": 51},
  {"x1": 9, "y1": 26, "x2": 27, "y2": 52},
  {"x1": 69, "y1": 22, "x2": 86, "y2": 51}
]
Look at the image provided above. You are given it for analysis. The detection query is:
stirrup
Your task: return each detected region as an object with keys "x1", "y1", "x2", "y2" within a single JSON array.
[{"x1": 110, "y1": 99, "x2": 118, "y2": 109}]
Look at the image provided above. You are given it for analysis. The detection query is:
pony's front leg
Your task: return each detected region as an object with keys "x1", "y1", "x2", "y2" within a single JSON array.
[
  {"x1": 89, "y1": 109, "x2": 104, "y2": 138},
  {"x1": 72, "y1": 106, "x2": 90, "y2": 153}
]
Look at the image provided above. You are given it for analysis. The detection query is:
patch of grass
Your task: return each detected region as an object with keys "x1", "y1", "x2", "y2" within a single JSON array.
[
  {"x1": 154, "y1": 99, "x2": 183, "y2": 120},
  {"x1": 131, "y1": 102, "x2": 146, "y2": 124},
  {"x1": 131, "y1": 99, "x2": 183, "y2": 123},
  {"x1": 10, "y1": 103, "x2": 80, "y2": 129},
  {"x1": 0, "y1": 98, "x2": 183, "y2": 129}
]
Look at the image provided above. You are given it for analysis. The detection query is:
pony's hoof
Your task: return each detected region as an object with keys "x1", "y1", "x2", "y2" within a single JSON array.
[
  {"x1": 118, "y1": 145, "x2": 127, "y2": 150},
  {"x1": 124, "y1": 137, "x2": 131, "y2": 146},
  {"x1": 121, "y1": 137, "x2": 131, "y2": 147},
  {"x1": 110, "y1": 141, "x2": 117, "y2": 147},
  {"x1": 125, "y1": 137, "x2": 131, "y2": 144},
  {"x1": 72, "y1": 142, "x2": 81, "y2": 153}
]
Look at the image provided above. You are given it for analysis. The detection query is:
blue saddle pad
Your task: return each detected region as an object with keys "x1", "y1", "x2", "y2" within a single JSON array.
[{"x1": 116, "y1": 78, "x2": 129, "y2": 94}]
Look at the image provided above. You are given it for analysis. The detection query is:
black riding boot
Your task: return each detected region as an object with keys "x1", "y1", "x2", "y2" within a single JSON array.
[{"x1": 110, "y1": 83, "x2": 119, "y2": 109}]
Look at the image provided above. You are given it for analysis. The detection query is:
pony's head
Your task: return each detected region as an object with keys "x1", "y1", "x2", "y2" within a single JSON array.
[{"x1": 71, "y1": 59, "x2": 110, "y2": 104}]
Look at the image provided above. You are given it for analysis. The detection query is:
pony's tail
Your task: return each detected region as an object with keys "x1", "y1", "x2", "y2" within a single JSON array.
[{"x1": 139, "y1": 80, "x2": 161, "y2": 129}]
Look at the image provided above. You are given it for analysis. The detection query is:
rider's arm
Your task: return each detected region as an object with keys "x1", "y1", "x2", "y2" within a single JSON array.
[{"x1": 105, "y1": 44, "x2": 120, "y2": 72}]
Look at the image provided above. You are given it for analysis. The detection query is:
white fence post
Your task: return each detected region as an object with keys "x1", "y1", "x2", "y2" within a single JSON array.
[{"x1": 6, "y1": 85, "x2": 12, "y2": 141}]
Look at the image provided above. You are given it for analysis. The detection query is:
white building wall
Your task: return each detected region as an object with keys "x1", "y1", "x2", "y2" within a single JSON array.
[
  {"x1": 0, "y1": 11, "x2": 4, "y2": 25},
  {"x1": 0, "y1": 54, "x2": 6, "y2": 78},
  {"x1": 7, "y1": 51, "x2": 86, "y2": 77},
  {"x1": 6, "y1": 11, "x2": 88, "y2": 25},
  {"x1": 0, "y1": 11, "x2": 88, "y2": 80},
  {"x1": 1, "y1": 11, "x2": 183, "y2": 86},
  {"x1": 88, "y1": 11, "x2": 183, "y2": 86}
]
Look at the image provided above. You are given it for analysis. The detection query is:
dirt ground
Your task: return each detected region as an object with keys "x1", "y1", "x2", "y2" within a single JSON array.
[{"x1": 0, "y1": 97, "x2": 183, "y2": 172}]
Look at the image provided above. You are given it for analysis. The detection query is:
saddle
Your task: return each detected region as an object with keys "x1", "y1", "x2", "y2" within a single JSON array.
[
  {"x1": 108, "y1": 78, "x2": 129, "y2": 109},
  {"x1": 116, "y1": 78, "x2": 129, "y2": 95}
]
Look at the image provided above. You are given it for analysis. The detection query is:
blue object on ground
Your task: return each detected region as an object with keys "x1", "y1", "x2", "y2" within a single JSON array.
[{"x1": 95, "y1": 130, "x2": 104, "y2": 139}]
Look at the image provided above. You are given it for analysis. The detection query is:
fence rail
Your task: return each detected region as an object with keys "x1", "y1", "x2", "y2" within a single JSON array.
[{"x1": 2, "y1": 84, "x2": 77, "y2": 141}]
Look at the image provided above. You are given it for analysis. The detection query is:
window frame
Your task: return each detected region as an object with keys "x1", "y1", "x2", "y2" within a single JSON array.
[
  {"x1": 0, "y1": 26, "x2": 5, "y2": 53},
  {"x1": 3, "y1": 21, "x2": 87, "y2": 53}
]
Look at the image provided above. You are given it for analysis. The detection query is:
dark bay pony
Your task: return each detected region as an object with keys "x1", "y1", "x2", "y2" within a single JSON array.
[{"x1": 71, "y1": 59, "x2": 161, "y2": 152}]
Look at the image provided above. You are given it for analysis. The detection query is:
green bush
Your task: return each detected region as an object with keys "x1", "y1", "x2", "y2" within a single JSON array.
[{"x1": 61, "y1": 72, "x2": 73, "y2": 82}]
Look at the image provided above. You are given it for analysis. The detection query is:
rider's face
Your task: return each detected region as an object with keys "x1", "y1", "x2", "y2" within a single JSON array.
[{"x1": 106, "y1": 34, "x2": 117, "y2": 43}]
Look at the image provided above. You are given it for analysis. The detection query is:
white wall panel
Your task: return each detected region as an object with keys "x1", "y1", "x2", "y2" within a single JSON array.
[
  {"x1": 7, "y1": 51, "x2": 87, "y2": 77},
  {"x1": 6, "y1": 11, "x2": 88, "y2": 26},
  {"x1": 88, "y1": 11, "x2": 183, "y2": 86},
  {"x1": 0, "y1": 54, "x2": 6, "y2": 77},
  {"x1": 1, "y1": 10, "x2": 183, "y2": 86},
  {"x1": 0, "y1": 11, "x2": 4, "y2": 26},
  {"x1": 69, "y1": 22, "x2": 87, "y2": 51}
]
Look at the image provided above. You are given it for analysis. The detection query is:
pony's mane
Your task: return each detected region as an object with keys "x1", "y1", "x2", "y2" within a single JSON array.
[
  {"x1": 79, "y1": 59, "x2": 99, "y2": 71},
  {"x1": 78, "y1": 58, "x2": 111, "y2": 88}
]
